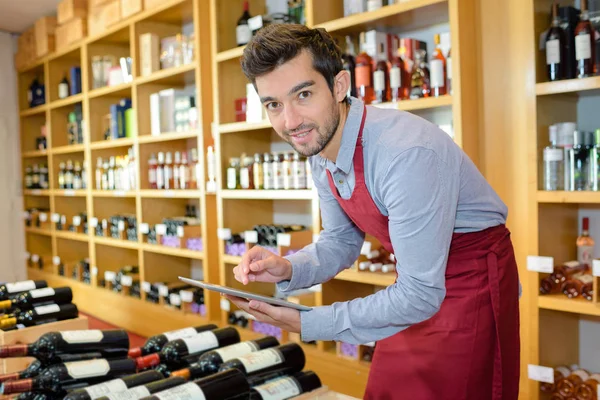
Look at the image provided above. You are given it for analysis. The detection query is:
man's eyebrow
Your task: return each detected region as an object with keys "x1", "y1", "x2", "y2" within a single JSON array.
[{"x1": 260, "y1": 80, "x2": 315, "y2": 104}]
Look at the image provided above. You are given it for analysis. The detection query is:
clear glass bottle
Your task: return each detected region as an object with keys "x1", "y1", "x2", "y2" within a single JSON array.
[
  {"x1": 107, "y1": 157, "x2": 116, "y2": 191},
  {"x1": 32, "y1": 164, "x2": 41, "y2": 189},
  {"x1": 253, "y1": 153, "x2": 263, "y2": 190},
  {"x1": 65, "y1": 160, "x2": 74, "y2": 190},
  {"x1": 430, "y1": 34, "x2": 447, "y2": 97},
  {"x1": 179, "y1": 151, "x2": 189, "y2": 190},
  {"x1": 282, "y1": 153, "x2": 293, "y2": 190},
  {"x1": 577, "y1": 217, "x2": 595, "y2": 266},
  {"x1": 543, "y1": 125, "x2": 563, "y2": 190},
  {"x1": 292, "y1": 153, "x2": 306, "y2": 189},
  {"x1": 73, "y1": 162, "x2": 82, "y2": 190},
  {"x1": 164, "y1": 152, "x2": 173, "y2": 190},
  {"x1": 156, "y1": 152, "x2": 165, "y2": 190},
  {"x1": 262, "y1": 153, "x2": 272, "y2": 190},
  {"x1": 58, "y1": 162, "x2": 66, "y2": 190},
  {"x1": 558, "y1": 122, "x2": 576, "y2": 191},
  {"x1": 240, "y1": 156, "x2": 254, "y2": 190},
  {"x1": 227, "y1": 158, "x2": 241, "y2": 190},
  {"x1": 571, "y1": 131, "x2": 589, "y2": 191},
  {"x1": 410, "y1": 49, "x2": 430, "y2": 99},
  {"x1": 272, "y1": 153, "x2": 283, "y2": 190},
  {"x1": 95, "y1": 157, "x2": 103, "y2": 189},
  {"x1": 148, "y1": 153, "x2": 158, "y2": 190},
  {"x1": 101, "y1": 161, "x2": 109, "y2": 190}
]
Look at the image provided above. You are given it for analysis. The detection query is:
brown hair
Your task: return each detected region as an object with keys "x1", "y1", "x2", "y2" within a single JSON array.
[{"x1": 240, "y1": 24, "x2": 344, "y2": 94}]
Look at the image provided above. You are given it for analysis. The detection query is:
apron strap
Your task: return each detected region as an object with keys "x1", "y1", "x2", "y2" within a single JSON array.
[{"x1": 487, "y1": 251, "x2": 503, "y2": 400}]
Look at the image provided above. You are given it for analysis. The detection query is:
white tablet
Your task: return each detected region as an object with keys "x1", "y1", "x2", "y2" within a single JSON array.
[{"x1": 178, "y1": 277, "x2": 313, "y2": 312}]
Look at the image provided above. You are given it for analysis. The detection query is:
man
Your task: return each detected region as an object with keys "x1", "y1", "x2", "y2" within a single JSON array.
[{"x1": 229, "y1": 24, "x2": 520, "y2": 400}]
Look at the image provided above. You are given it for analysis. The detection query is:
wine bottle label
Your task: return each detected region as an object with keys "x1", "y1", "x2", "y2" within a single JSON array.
[
  {"x1": 575, "y1": 34, "x2": 591, "y2": 60},
  {"x1": 577, "y1": 246, "x2": 593, "y2": 266},
  {"x1": 546, "y1": 39, "x2": 560, "y2": 65},
  {"x1": 61, "y1": 330, "x2": 103, "y2": 344},
  {"x1": 544, "y1": 148, "x2": 563, "y2": 162},
  {"x1": 430, "y1": 59, "x2": 445, "y2": 88},
  {"x1": 34, "y1": 304, "x2": 61, "y2": 315},
  {"x1": 84, "y1": 378, "x2": 128, "y2": 397},
  {"x1": 355, "y1": 65, "x2": 372, "y2": 88},
  {"x1": 238, "y1": 348, "x2": 283, "y2": 373},
  {"x1": 254, "y1": 376, "x2": 301, "y2": 400},
  {"x1": 59, "y1": 84, "x2": 69, "y2": 99},
  {"x1": 5, "y1": 280, "x2": 36, "y2": 293},
  {"x1": 29, "y1": 287, "x2": 55, "y2": 298},
  {"x1": 373, "y1": 70, "x2": 385, "y2": 92},
  {"x1": 155, "y1": 382, "x2": 206, "y2": 400},
  {"x1": 65, "y1": 359, "x2": 110, "y2": 379},
  {"x1": 236, "y1": 25, "x2": 252, "y2": 46},
  {"x1": 163, "y1": 327, "x2": 200, "y2": 341},
  {"x1": 106, "y1": 385, "x2": 151, "y2": 400},
  {"x1": 390, "y1": 67, "x2": 401, "y2": 89},
  {"x1": 215, "y1": 341, "x2": 259, "y2": 362},
  {"x1": 182, "y1": 331, "x2": 219, "y2": 354}
]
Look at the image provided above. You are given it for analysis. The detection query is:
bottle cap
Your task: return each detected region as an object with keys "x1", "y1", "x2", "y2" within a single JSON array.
[{"x1": 549, "y1": 125, "x2": 558, "y2": 144}]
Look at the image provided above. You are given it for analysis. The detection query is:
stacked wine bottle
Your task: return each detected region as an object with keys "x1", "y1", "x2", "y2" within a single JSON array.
[
  {"x1": 540, "y1": 365, "x2": 600, "y2": 399},
  {"x1": 0, "y1": 323, "x2": 322, "y2": 399},
  {"x1": 539, "y1": 261, "x2": 594, "y2": 301}
]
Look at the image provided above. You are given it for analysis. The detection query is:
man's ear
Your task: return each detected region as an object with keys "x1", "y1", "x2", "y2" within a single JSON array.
[{"x1": 333, "y1": 70, "x2": 350, "y2": 103}]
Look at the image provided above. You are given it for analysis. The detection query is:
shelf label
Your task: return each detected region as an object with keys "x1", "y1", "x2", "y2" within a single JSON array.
[
  {"x1": 169, "y1": 294, "x2": 181, "y2": 306},
  {"x1": 526, "y1": 256, "x2": 554, "y2": 273},
  {"x1": 155, "y1": 224, "x2": 167, "y2": 236},
  {"x1": 312, "y1": 233, "x2": 320, "y2": 244},
  {"x1": 360, "y1": 241, "x2": 372, "y2": 256},
  {"x1": 73, "y1": 216, "x2": 81, "y2": 226},
  {"x1": 220, "y1": 298, "x2": 230, "y2": 311},
  {"x1": 177, "y1": 226, "x2": 185, "y2": 238},
  {"x1": 158, "y1": 285, "x2": 169, "y2": 297},
  {"x1": 217, "y1": 228, "x2": 232, "y2": 240},
  {"x1": 142, "y1": 282, "x2": 151, "y2": 293},
  {"x1": 113, "y1": 191, "x2": 125, "y2": 197},
  {"x1": 527, "y1": 364, "x2": 554, "y2": 383},
  {"x1": 140, "y1": 223, "x2": 150, "y2": 234},
  {"x1": 593, "y1": 260, "x2": 600, "y2": 277},
  {"x1": 180, "y1": 290, "x2": 194, "y2": 303},
  {"x1": 39, "y1": 213, "x2": 47, "y2": 222},
  {"x1": 244, "y1": 230, "x2": 258, "y2": 244},
  {"x1": 121, "y1": 276, "x2": 133, "y2": 287},
  {"x1": 52, "y1": 213, "x2": 60, "y2": 223},
  {"x1": 52, "y1": 256, "x2": 61, "y2": 266},
  {"x1": 118, "y1": 221, "x2": 125, "y2": 231},
  {"x1": 276, "y1": 233, "x2": 291, "y2": 247},
  {"x1": 90, "y1": 218, "x2": 98, "y2": 228},
  {"x1": 104, "y1": 271, "x2": 116, "y2": 283},
  {"x1": 64, "y1": 190, "x2": 75, "y2": 196},
  {"x1": 163, "y1": 190, "x2": 174, "y2": 198},
  {"x1": 92, "y1": 266, "x2": 98, "y2": 276}
]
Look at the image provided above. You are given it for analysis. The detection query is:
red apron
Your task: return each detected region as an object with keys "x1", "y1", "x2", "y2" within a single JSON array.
[{"x1": 326, "y1": 106, "x2": 520, "y2": 400}]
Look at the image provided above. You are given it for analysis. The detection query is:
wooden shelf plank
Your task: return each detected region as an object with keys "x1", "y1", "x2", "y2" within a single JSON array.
[
  {"x1": 88, "y1": 82, "x2": 133, "y2": 99},
  {"x1": 373, "y1": 95, "x2": 453, "y2": 112},
  {"x1": 52, "y1": 144, "x2": 85, "y2": 155},
  {"x1": 215, "y1": 46, "x2": 245, "y2": 63},
  {"x1": 538, "y1": 294, "x2": 600, "y2": 317},
  {"x1": 139, "y1": 190, "x2": 202, "y2": 199},
  {"x1": 222, "y1": 254, "x2": 243, "y2": 264},
  {"x1": 23, "y1": 189, "x2": 51, "y2": 196},
  {"x1": 141, "y1": 243, "x2": 204, "y2": 259},
  {"x1": 19, "y1": 104, "x2": 47, "y2": 117},
  {"x1": 22, "y1": 150, "x2": 49, "y2": 158},
  {"x1": 49, "y1": 93, "x2": 84, "y2": 109},
  {"x1": 90, "y1": 138, "x2": 136, "y2": 150},
  {"x1": 91, "y1": 190, "x2": 137, "y2": 198},
  {"x1": 535, "y1": 76, "x2": 600, "y2": 96},
  {"x1": 25, "y1": 227, "x2": 53, "y2": 237},
  {"x1": 220, "y1": 189, "x2": 315, "y2": 200},
  {"x1": 135, "y1": 63, "x2": 196, "y2": 86},
  {"x1": 93, "y1": 236, "x2": 140, "y2": 250},
  {"x1": 219, "y1": 120, "x2": 272, "y2": 134},
  {"x1": 537, "y1": 190, "x2": 600, "y2": 204},
  {"x1": 137, "y1": 131, "x2": 200, "y2": 144},
  {"x1": 53, "y1": 189, "x2": 87, "y2": 197},
  {"x1": 55, "y1": 231, "x2": 89, "y2": 242},
  {"x1": 335, "y1": 268, "x2": 395, "y2": 287}
]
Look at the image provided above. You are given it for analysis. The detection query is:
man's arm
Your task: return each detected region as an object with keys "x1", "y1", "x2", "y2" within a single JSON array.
[{"x1": 301, "y1": 147, "x2": 459, "y2": 344}]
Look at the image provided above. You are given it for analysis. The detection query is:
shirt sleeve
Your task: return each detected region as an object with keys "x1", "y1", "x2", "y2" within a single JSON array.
[
  {"x1": 300, "y1": 147, "x2": 459, "y2": 344},
  {"x1": 277, "y1": 161, "x2": 365, "y2": 293}
]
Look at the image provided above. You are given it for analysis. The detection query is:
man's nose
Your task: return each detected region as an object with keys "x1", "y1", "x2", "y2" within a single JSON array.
[{"x1": 283, "y1": 104, "x2": 303, "y2": 131}]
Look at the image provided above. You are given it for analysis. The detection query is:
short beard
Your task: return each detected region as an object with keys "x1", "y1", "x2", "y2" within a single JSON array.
[{"x1": 284, "y1": 100, "x2": 341, "y2": 157}]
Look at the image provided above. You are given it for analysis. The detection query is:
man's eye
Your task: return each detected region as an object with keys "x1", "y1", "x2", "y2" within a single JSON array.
[
  {"x1": 298, "y1": 91, "x2": 311, "y2": 100},
  {"x1": 266, "y1": 102, "x2": 280, "y2": 110}
]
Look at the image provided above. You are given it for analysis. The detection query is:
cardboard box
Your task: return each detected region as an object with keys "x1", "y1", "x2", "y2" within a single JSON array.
[
  {"x1": 88, "y1": 7, "x2": 105, "y2": 37},
  {"x1": 144, "y1": 0, "x2": 162, "y2": 10},
  {"x1": 34, "y1": 17, "x2": 57, "y2": 57},
  {"x1": 18, "y1": 28, "x2": 36, "y2": 63},
  {"x1": 121, "y1": 0, "x2": 143, "y2": 19},
  {"x1": 139, "y1": 32, "x2": 159, "y2": 76},
  {"x1": 58, "y1": 0, "x2": 88, "y2": 25},
  {"x1": 104, "y1": 0, "x2": 122, "y2": 27},
  {"x1": 56, "y1": 17, "x2": 87, "y2": 50}
]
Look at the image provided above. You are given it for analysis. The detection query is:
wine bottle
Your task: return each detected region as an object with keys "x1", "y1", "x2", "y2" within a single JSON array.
[
  {"x1": 249, "y1": 371, "x2": 322, "y2": 400},
  {"x1": 0, "y1": 281, "x2": 47, "y2": 300},
  {"x1": 0, "y1": 287, "x2": 73, "y2": 311},
  {"x1": 0, "y1": 329, "x2": 129, "y2": 362},
  {"x1": 171, "y1": 336, "x2": 280, "y2": 380},
  {"x1": 128, "y1": 324, "x2": 217, "y2": 358},
  {"x1": 95, "y1": 377, "x2": 187, "y2": 400},
  {"x1": 236, "y1": 1, "x2": 252, "y2": 47},
  {"x1": 63, "y1": 371, "x2": 164, "y2": 400},
  {"x1": 574, "y1": 0, "x2": 595, "y2": 78},
  {"x1": 545, "y1": 2, "x2": 567, "y2": 81},
  {"x1": 141, "y1": 369, "x2": 250, "y2": 400},
  {"x1": 135, "y1": 328, "x2": 240, "y2": 370},
  {"x1": 1, "y1": 358, "x2": 137, "y2": 394},
  {"x1": 218, "y1": 343, "x2": 305, "y2": 378},
  {"x1": 1, "y1": 304, "x2": 79, "y2": 330}
]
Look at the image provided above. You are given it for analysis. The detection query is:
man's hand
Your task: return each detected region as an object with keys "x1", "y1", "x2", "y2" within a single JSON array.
[
  {"x1": 225, "y1": 295, "x2": 301, "y2": 334},
  {"x1": 233, "y1": 246, "x2": 293, "y2": 285}
]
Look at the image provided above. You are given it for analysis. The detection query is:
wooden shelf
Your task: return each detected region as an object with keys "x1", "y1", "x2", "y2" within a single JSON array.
[
  {"x1": 139, "y1": 190, "x2": 202, "y2": 199},
  {"x1": 141, "y1": 243, "x2": 204, "y2": 259},
  {"x1": 215, "y1": 46, "x2": 245, "y2": 63},
  {"x1": 25, "y1": 227, "x2": 53, "y2": 237},
  {"x1": 335, "y1": 268, "x2": 396, "y2": 287},
  {"x1": 19, "y1": 104, "x2": 47, "y2": 117},
  {"x1": 222, "y1": 254, "x2": 243, "y2": 265},
  {"x1": 54, "y1": 231, "x2": 89, "y2": 242},
  {"x1": 137, "y1": 131, "x2": 200, "y2": 144},
  {"x1": 23, "y1": 189, "x2": 51, "y2": 196},
  {"x1": 52, "y1": 144, "x2": 85, "y2": 154},
  {"x1": 535, "y1": 76, "x2": 600, "y2": 96},
  {"x1": 90, "y1": 190, "x2": 137, "y2": 198},
  {"x1": 538, "y1": 294, "x2": 600, "y2": 317},
  {"x1": 90, "y1": 138, "x2": 136, "y2": 150},
  {"x1": 219, "y1": 120, "x2": 272, "y2": 134},
  {"x1": 49, "y1": 93, "x2": 84, "y2": 109},
  {"x1": 53, "y1": 189, "x2": 87, "y2": 197},
  {"x1": 135, "y1": 64, "x2": 196, "y2": 86},
  {"x1": 220, "y1": 190, "x2": 315, "y2": 200},
  {"x1": 93, "y1": 236, "x2": 140, "y2": 250},
  {"x1": 88, "y1": 83, "x2": 132, "y2": 99},
  {"x1": 537, "y1": 190, "x2": 600, "y2": 204},
  {"x1": 373, "y1": 95, "x2": 453, "y2": 112},
  {"x1": 22, "y1": 150, "x2": 48, "y2": 158}
]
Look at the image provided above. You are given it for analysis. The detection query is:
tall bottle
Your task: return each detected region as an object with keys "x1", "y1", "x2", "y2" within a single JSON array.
[
  {"x1": 572, "y1": 131, "x2": 589, "y2": 190},
  {"x1": 577, "y1": 217, "x2": 594, "y2": 266},
  {"x1": 63, "y1": 371, "x2": 164, "y2": 400},
  {"x1": 101, "y1": 162, "x2": 109, "y2": 190},
  {"x1": 252, "y1": 153, "x2": 264, "y2": 190},
  {"x1": 141, "y1": 369, "x2": 250, "y2": 400},
  {"x1": 1, "y1": 359, "x2": 137, "y2": 394},
  {"x1": 262, "y1": 153, "x2": 273, "y2": 190},
  {"x1": 156, "y1": 152, "x2": 165, "y2": 190},
  {"x1": 218, "y1": 343, "x2": 305, "y2": 378},
  {"x1": 179, "y1": 151, "x2": 189, "y2": 190},
  {"x1": 171, "y1": 336, "x2": 280, "y2": 380},
  {"x1": 373, "y1": 42, "x2": 390, "y2": 104},
  {"x1": 148, "y1": 154, "x2": 157, "y2": 190},
  {"x1": 355, "y1": 33, "x2": 375, "y2": 104},
  {"x1": 0, "y1": 281, "x2": 47, "y2": 301},
  {"x1": 107, "y1": 157, "x2": 116, "y2": 190},
  {"x1": 545, "y1": 2, "x2": 567, "y2": 81},
  {"x1": 543, "y1": 125, "x2": 563, "y2": 190},
  {"x1": 389, "y1": 48, "x2": 405, "y2": 102},
  {"x1": 190, "y1": 148, "x2": 199, "y2": 190},
  {"x1": 65, "y1": 160, "x2": 74, "y2": 190},
  {"x1": 127, "y1": 324, "x2": 218, "y2": 358},
  {"x1": 58, "y1": 162, "x2": 66, "y2": 189},
  {"x1": 1, "y1": 304, "x2": 79, "y2": 330},
  {"x1": 342, "y1": 36, "x2": 357, "y2": 99},
  {"x1": 430, "y1": 34, "x2": 447, "y2": 97},
  {"x1": 73, "y1": 162, "x2": 83, "y2": 190},
  {"x1": 172, "y1": 152, "x2": 181, "y2": 190},
  {"x1": 135, "y1": 327, "x2": 240, "y2": 370},
  {"x1": 575, "y1": 0, "x2": 595, "y2": 78},
  {"x1": 164, "y1": 152, "x2": 173, "y2": 190},
  {"x1": 236, "y1": 1, "x2": 252, "y2": 47},
  {"x1": 249, "y1": 371, "x2": 322, "y2": 400},
  {"x1": 410, "y1": 49, "x2": 430, "y2": 99},
  {"x1": 0, "y1": 287, "x2": 72, "y2": 311}
]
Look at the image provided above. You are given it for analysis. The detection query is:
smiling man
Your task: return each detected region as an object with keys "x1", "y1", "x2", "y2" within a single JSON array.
[{"x1": 229, "y1": 24, "x2": 520, "y2": 400}]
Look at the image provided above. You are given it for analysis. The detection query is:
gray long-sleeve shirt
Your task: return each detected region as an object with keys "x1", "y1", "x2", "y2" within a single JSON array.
[{"x1": 278, "y1": 97, "x2": 508, "y2": 344}]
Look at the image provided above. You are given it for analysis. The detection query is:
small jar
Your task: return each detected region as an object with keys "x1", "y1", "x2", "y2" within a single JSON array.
[
  {"x1": 253, "y1": 153, "x2": 264, "y2": 190},
  {"x1": 240, "y1": 156, "x2": 254, "y2": 189},
  {"x1": 227, "y1": 158, "x2": 241, "y2": 189},
  {"x1": 292, "y1": 153, "x2": 306, "y2": 189},
  {"x1": 282, "y1": 153, "x2": 292, "y2": 190},
  {"x1": 263, "y1": 153, "x2": 272, "y2": 190}
]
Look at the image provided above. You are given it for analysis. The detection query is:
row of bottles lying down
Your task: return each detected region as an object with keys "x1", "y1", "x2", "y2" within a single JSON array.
[
  {"x1": 0, "y1": 323, "x2": 322, "y2": 400},
  {"x1": 540, "y1": 364, "x2": 600, "y2": 399}
]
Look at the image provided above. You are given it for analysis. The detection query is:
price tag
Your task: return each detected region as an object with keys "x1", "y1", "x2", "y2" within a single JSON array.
[
  {"x1": 312, "y1": 234, "x2": 320, "y2": 243},
  {"x1": 158, "y1": 285, "x2": 169, "y2": 297},
  {"x1": 22, "y1": 211, "x2": 30, "y2": 219},
  {"x1": 244, "y1": 230, "x2": 258, "y2": 244},
  {"x1": 104, "y1": 271, "x2": 116, "y2": 283},
  {"x1": 92, "y1": 266, "x2": 98, "y2": 276},
  {"x1": 155, "y1": 224, "x2": 167, "y2": 236},
  {"x1": 113, "y1": 191, "x2": 125, "y2": 197},
  {"x1": 177, "y1": 226, "x2": 185, "y2": 238},
  {"x1": 360, "y1": 241, "x2": 372, "y2": 256},
  {"x1": 73, "y1": 216, "x2": 81, "y2": 226},
  {"x1": 593, "y1": 260, "x2": 600, "y2": 277},
  {"x1": 52, "y1": 213, "x2": 60, "y2": 223},
  {"x1": 64, "y1": 190, "x2": 75, "y2": 196},
  {"x1": 39, "y1": 213, "x2": 47, "y2": 222},
  {"x1": 121, "y1": 276, "x2": 133, "y2": 287},
  {"x1": 169, "y1": 294, "x2": 181, "y2": 306},
  {"x1": 217, "y1": 228, "x2": 232, "y2": 240},
  {"x1": 142, "y1": 282, "x2": 151, "y2": 293},
  {"x1": 527, "y1": 364, "x2": 554, "y2": 383},
  {"x1": 163, "y1": 190, "x2": 174, "y2": 198},
  {"x1": 526, "y1": 256, "x2": 554, "y2": 273},
  {"x1": 90, "y1": 218, "x2": 98, "y2": 228},
  {"x1": 276, "y1": 233, "x2": 291, "y2": 247},
  {"x1": 248, "y1": 15, "x2": 263, "y2": 31},
  {"x1": 140, "y1": 223, "x2": 150, "y2": 235},
  {"x1": 180, "y1": 290, "x2": 194, "y2": 303},
  {"x1": 118, "y1": 221, "x2": 125, "y2": 231},
  {"x1": 220, "y1": 298, "x2": 231, "y2": 311},
  {"x1": 31, "y1": 254, "x2": 40, "y2": 263},
  {"x1": 52, "y1": 256, "x2": 61, "y2": 266}
]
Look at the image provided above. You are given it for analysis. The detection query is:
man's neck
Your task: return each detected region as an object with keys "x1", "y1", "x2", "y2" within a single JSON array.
[{"x1": 319, "y1": 101, "x2": 351, "y2": 163}]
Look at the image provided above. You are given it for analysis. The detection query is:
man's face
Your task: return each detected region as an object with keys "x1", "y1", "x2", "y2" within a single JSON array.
[{"x1": 255, "y1": 50, "x2": 341, "y2": 157}]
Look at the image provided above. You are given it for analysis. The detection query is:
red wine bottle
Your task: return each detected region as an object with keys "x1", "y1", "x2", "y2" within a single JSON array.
[
  {"x1": 171, "y1": 336, "x2": 280, "y2": 380},
  {"x1": 249, "y1": 371, "x2": 322, "y2": 400},
  {"x1": 0, "y1": 281, "x2": 47, "y2": 300},
  {"x1": 218, "y1": 343, "x2": 305, "y2": 378},
  {"x1": 0, "y1": 287, "x2": 73, "y2": 311},
  {"x1": 128, "y1": 324, "x2": 217, "y2": 358},
  {"x1": 63, "y1": 371, "x2": 164, "y2": 400},
  {"x1": 1, "y1": 358, "x2": 137, "y2": 394},
  {"x1": 0, "y1": 330, "x2": 129, "y2": 362},
  {"x1": 1, "y1": 304, "x2": 78, "y2": 330},
  {"x1": 95, "y1": 377, "x2": 187, "y2": 400},
  {"x1": 142, "y1": 369, "x2": 250, "y2": 400},
  {"x1": 135, "y1": 327, "x2": 239, "y2": 370}
]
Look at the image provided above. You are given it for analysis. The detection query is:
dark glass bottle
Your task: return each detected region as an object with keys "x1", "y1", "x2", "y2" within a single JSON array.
[
  {"x1": 95, "y1": 376, "x2": 187, "y2": 400},
  {"x1": 545, "y1": 2, "x2": 567, "y2": 81},
  {"x1": 574, "y1": 0, "x2": 595, "y2": 78},
  {"x1": 373, "y1": 42, "x2": 391, "y2": 104},
  {"x1": 0, "y1": 281, "x2": 47, "y2": 301},
  {"x1": 390, "y1": 49, "x2": 406, "y2": 102},
  {"x1": 1, "y1": 304, "x2": 79, "y2": 330},
  {"x1": 355, "y1": 33, "x2": 375, "y2": 104},
  {"x1": 128, "y1": 324, "x2": 218, "y2": 358},
  {"x1": 63, "y1": 370, "x2": 164, "y2": 400},
  {"x1": 236, "y1": 1, "x2": 252, "y2": 46},
  {"x1": 342, "y1": 36, "x2": 357, "y2": 99},
  {"x1": 218, "y1": 343, "x2": 305, "y2": 378},
  {"x1": 410, "y1": 49, "x2": 430, "y2": 99},
  {"x1": 0, "y1": 287, "x2": 73, "y2": 311},
  {"x1": 572, "y1": 131, "x2": 590, "y2": 191},
  {"x1": 249, "y1": 371, "x2": 322, "y2": 400}
]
